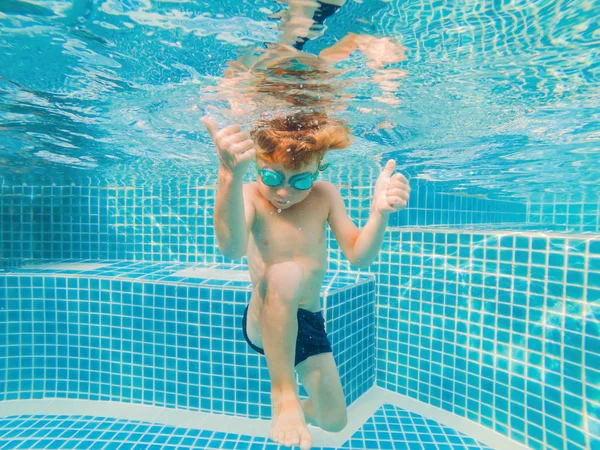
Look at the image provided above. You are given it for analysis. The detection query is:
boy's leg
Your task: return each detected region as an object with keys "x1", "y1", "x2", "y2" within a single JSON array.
[
  {"x1": 296, "y1": 352, "x2": 348, "y2": 433},
  {"x1": 259, "y1": 261, "x2": 312, "y2": 449},
  {"x1": 300, "y1": 398, "x2": 318, "y2": 426},
  {"x1": 261, "y1": 261, "x2": 303, "y2": 394}
]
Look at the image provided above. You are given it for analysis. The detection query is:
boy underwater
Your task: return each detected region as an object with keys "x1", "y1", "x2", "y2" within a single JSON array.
[{"x1": 202, "y1": 111, "x2": 411, "y2": 449}]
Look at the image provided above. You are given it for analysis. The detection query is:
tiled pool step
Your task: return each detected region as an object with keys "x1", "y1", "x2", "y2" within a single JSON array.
[
  {"x1": 0, "y1": 259, "x2": 377, "y2": 422},
  {"x1": 0, "y1": 262, "x2": 528, "y2": 449},
  {"x1": 0, "y1": 387, "x2": 525, "y2": 450},
  {"x1": 3, "y1": 260, "x2": 366, "y2": 293}
]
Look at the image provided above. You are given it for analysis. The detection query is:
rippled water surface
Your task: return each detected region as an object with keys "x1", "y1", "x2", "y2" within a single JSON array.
[{"x1": 0, "y1": 0, "x2": 598, "y2": 200}]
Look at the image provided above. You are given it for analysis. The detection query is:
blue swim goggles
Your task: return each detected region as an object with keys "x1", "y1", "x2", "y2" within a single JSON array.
[{"x1": 257, "y1": 162, "x2": 331, "y2": 191}]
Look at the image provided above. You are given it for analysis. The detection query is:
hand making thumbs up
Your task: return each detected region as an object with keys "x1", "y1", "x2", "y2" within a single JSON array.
[
  {"x1": 372, "y1": 159, "x2": 410, "y2": 216},
  {"x1": 201, "y1": 116, "x2": 256, "y2": 179}
]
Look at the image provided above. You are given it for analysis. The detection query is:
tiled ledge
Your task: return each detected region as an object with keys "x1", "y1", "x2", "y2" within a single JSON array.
[
  {"x1": 0, "y1": 387, "x2": 527, "y2": 450},
  {"x1": 1, "y1": 260, "x2": 373, "y2": 294},
  {"x1": 0, "y1": 259, "x2": 377, "y2": 417}
]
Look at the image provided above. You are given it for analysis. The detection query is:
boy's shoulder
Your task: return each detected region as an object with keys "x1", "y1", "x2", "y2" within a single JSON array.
[
  {"x1": 313, "y1": 180, "x2": 341, "y2": 198},
  {"x1": 243, "y1": 180, "x2": 262, "y2": 192},
  {"x1": 312, "y1": 181, "x2": 342, "y2": 215}
]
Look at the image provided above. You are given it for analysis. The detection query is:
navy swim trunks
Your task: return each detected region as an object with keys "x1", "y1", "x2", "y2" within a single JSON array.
[{"x1": 242, "y1": 303, "x2": 333, "y2": 367}]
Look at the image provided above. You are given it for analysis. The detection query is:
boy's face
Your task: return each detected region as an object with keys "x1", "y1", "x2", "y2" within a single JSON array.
[{"x1": 256, "y1": 157, "x2": 320, "y2": 210}]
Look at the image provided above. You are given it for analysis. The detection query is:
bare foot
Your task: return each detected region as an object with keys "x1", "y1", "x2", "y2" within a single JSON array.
[{"x1": 270, "y1": 394, "x2": 312, "y2": 449}]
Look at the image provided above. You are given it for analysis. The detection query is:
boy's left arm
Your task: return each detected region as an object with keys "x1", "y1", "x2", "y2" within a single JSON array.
[{"x1": 327, "y1": 160, "x2": 410, "y2": 269}]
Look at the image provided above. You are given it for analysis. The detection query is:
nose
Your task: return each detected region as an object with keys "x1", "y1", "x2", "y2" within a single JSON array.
[{"x1": 276, "y1": 186, "x2": 290, "y2": 198}]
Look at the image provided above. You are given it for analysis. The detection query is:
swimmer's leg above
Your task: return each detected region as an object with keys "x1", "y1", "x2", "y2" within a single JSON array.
[{"x1": 282, "y1": 0, "x2": 346, "y2": 50}]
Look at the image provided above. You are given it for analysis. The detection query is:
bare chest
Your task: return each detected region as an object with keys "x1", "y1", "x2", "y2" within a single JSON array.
[
  {"x1": 244, "y1": 183, "x2": 331, "y2": 311},
  {"x1": 250, "y1": 197, "x2": 329, "y2": 261}
]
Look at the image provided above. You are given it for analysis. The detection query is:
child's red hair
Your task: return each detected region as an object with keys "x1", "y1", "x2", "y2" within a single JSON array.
[{"x1": 250, "y1": 112, "x2": 352, "y2": 170}]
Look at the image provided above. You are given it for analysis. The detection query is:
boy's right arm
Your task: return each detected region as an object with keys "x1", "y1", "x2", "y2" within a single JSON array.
[{"x1": 202, "y1": 117, "x2": 256, "y2": 259}]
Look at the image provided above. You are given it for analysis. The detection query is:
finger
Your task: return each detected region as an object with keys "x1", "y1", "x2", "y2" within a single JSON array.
[
  {"x1": 231, "y1": 139, "x2": 255, "y2": 154},
  {"x1": 217, "y1": 124, "x2": 242, "y2": 139},
  {"x1": 388, "y1": 178, "x2": 407, "y2": 189},
  {"x1": 382, "y1": 159, "x2": 396, "y2": 176},
  {"x1": 201, "y1": 116, "x2": 219, "y2": 140},
  {"x1": 390, "y1": 179, "x2": 410, "y2": 193},
  {"x1": 387, "y1": 197, "x2": 406, "y2": 207},
  {"x1": 390, "y1": 186, "x2": 410, "y2": 199},
  {"x1": 391, "y1": 172, "x2": 408, "y2": 183},
  {"x1": 387, "y1": 188, "x2": 410, "y2": 201},
  {"x1": 387, "y1": 180, "x2": 410, "y2": 194},
  {"x1": 228, "y1": 131, "x2": 251, "y2": 145}
]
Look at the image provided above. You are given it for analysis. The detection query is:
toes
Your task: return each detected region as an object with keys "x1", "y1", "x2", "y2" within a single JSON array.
[
  {"x1": 270, "y1": 429, "x2": 281, "y2": 443},
  {"x1": 277, "y1": 431, "x2": 286, "y2": 444},
  {"x1": 283, "y1": 430, "x2": 291, "y2": 446},
  {"x1": 299, "y1": 430, "x2": 312, "y2": 450},
  {"x1": 285, "y1": 429, "x2": 300, "y2": 447}
]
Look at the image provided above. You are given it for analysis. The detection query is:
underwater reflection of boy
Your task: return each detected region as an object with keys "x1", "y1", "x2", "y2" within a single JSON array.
[{"x1": 202, "y1": 112, "x2": 410, "y2": 449}]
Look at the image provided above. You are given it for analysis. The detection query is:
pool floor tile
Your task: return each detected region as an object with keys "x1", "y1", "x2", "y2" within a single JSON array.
[{"x1": 0, "y1": 404, "x2": 493, "y2": 450}]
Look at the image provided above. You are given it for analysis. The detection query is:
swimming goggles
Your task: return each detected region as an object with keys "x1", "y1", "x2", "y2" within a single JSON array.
[{"x1": 257, "y1": 163, "x2": 331, "y2": 191}]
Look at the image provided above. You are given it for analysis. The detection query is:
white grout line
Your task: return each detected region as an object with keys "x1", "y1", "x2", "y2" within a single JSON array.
[
  {"x1": 582, "y1": 240, "x2": 591, "y2": 450},
  {"x1": 0, "y1": 388, "x2": 528, "y2": 450},
  {"x1": 389, "y1": 227, "x2": 600, "y2": 240}
]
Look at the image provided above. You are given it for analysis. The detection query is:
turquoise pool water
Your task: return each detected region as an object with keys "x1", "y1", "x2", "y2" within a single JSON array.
[{"x1": 0, "y1": 0, "x2": 598, "y2": 203}]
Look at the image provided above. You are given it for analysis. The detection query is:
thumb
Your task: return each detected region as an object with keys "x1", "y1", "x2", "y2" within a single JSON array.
[
  {"x1": 201, "y1": 116, "x2": 218, "y2": 140},
  {"x1": 382, "y1": 159, "x2": 396, "y2": 176}
]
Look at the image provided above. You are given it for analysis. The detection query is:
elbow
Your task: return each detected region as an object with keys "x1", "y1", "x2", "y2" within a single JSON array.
[
  {"x1": 221, "y1": 251, "x2": 244, "y2": 260},
  {"x1": 215, "y1": 229, "x2": 247, "y2": 260},
  {"x1": 220, "y1": 250, "x2": 245, "y2": 260},
  {"x1": 218, "y1": 242, "x2": 246, "y2": 260}
]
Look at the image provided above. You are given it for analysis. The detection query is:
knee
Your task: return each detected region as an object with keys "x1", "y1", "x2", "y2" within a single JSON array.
[
  {"x1": 320, "y1": 409, "x2": 348, "y2": 433},
  {"x1": 264, "y1": 262, "x2": 304, "y2": 302}
]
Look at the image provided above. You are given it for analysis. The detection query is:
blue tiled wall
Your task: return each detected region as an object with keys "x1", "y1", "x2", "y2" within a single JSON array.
[
  {"x1": 0, "y1": 268, "x2": 375, "y2": 419},
  {"x1": 374, "y1": 230, "x2": 600, "y2": 450},
  {"x1": 392, "y1": 179, "x2": 527, "y2": 229},
  {"x1": 0, "y1": 183, "x2": 218, "y2": 267},
  {"x1": 527, "y1": 193, "x2": 600, "y2": 233},
  {"x1": 0, "y1": 179, "x2": 526, "y2": 269}
]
